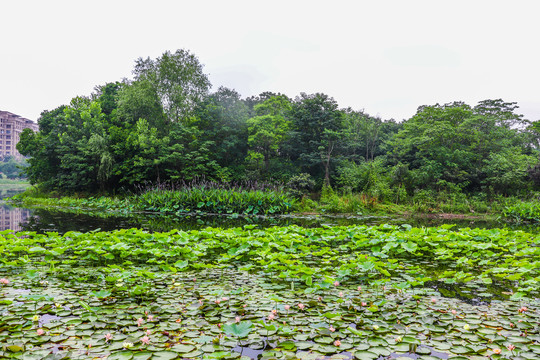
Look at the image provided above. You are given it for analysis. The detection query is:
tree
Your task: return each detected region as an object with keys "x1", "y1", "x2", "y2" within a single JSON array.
[
  {"x1": 132, "y1": 49, "x2": 211, "y2": 124},
  {"x1": 389, "y1": 100, "x2": 533, "y2": 193},
  {"x1": 0, "y1": 156, "x2": 27, "y2": 179},
  {"x1": 246, "y1": 95, "x2": 292, "y2": 173},
  {"x1": 196, "y1": 87, "x2": 249, "y2": 180},
  {"x1": 289, "y1": 93, "x2": 344, "y2": 186},
  {"x1": 342, "y1": 109, "x2": 401, "y2": 162}
]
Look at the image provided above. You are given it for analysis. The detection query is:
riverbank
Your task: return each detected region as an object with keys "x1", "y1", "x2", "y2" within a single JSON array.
[
  {"x1": 8, "y1": 186, "x2": 513, "y2": 226},
  {"x1": 7, "y1": 185, "x2": 296, "y2": 216}
]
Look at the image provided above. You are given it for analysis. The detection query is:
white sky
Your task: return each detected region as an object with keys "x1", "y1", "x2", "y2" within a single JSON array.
[{"x1": 1, "y1": 0, "x2": 539, "y2": 122}]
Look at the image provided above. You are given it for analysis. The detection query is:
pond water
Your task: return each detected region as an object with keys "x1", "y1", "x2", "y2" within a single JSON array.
[{"x1": 0, "y1": 186, "x2": 518, "y2": 234}]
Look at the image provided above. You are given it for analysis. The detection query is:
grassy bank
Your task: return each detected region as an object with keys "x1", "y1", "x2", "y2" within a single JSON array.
[
  {"x1": 297, "y1": 187, "x2": 519, "y2": 218},
  {"x1": 9, "y1": 183, "x2": 534, "y2": 224}
]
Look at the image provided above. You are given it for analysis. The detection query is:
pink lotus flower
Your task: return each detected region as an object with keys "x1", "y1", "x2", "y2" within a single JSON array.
[
  {"x1": 222, "y1": 297, "x2": 229, "y2": 301},
  {"x1": 147, "y1": 315, "x2": 154, "y2": 321},
  {"x1": 268, "y1": 313, "x2": 275, "y2": 321},
  {"x1": 431, "y1": 298, "x2": 437, "y2": 303},
  {"x1": 141, "y1": 335, "x2": 150, "y2": 345},
  {"x1": 334, "y1": 340, "x2": 341, "y2": 347},
  {"x1": 329, "y1": 326, "x2": 335, "y2": 332},
  {"x1": 507, "y1": 344, "x2": 515, "y2": 351},
  {"x1": 357, "y1": 286, "x2": 362, "y2": 291},
  {"x1": 0, "y1": 278, "x2": 9, "y2": 285},
  {"x1": 146, "y1": 329, "x2": 151, "y2": 336},
  {"x1": 339, "y1": 291, "x2": 343, "y2": 298},
  {"x1": 492, "y1": 348, "x2": 501, "y2": 354},
  {"x1": 451, "y1": 310, "x2": 457, "y2": 315},
  {"x1": 284, "y1": 305, "x2": 290, "y2": 311},
  {"x1": 137, "y1": 318, "x2": 144, "y2": 326},
  {"x1": 215, "y1": 299, "x2": 221, "y2": 304},
  {"x1": 243, "y1": 304, "x2": 247, "y2": 308},
  {"x1": 361, "y1": 302, "x2": 367, "y2": 306},
  {"x1": 518, "y1": 306, "x2": 528, "y2": 313},
  {"x1": 235, "y1": 316, "x2": 240, "y2": 323},
  {"x1": 298, "y1": 303, "x2": 305, "y2": 310},
  {"x1": 198, "y1": 299, "x2": 203, "y2": 305},
  {"x1": 271, "y1": 309, "x2": 277, "y2": 314},
  {"x1": 104, "y1": 333, "x2": 112, "y2": 341},
  {"x1": 37, "y1": 329, "x2": 45, "y2": 336},
  {"x1": 333, "y1": 281, "x2": 340, "y2": 287}
]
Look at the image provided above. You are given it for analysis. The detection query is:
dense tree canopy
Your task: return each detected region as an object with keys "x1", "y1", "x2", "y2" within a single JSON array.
[
  {"x1": 389, "y1": 101, "x2": 535, "y2": 194},
  {"x1": 17, "y1": 48, "x2": 540, "y2": 198}
]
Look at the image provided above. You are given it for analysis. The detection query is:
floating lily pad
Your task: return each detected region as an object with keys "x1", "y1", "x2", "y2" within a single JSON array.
[
  {"x1": 353, "y1": 351, "x2": 379, "y2": 360},
  {"x1": 152, "y1": 351, "x2": 179, "y2": 359},
  {"x1": 107, "y1": 351, "x2": 134, "y2": 360}
]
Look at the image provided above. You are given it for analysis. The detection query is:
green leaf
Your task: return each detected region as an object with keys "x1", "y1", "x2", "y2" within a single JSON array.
[
  {"x1": 401, "y1": 242, "x2": 417, "y2": 253},
  {"x1": 107, "y1": 351, "x2": 134, "y2": 360},
  {"x1": 223, "y1": 321, "x2": 253, "y2": 338}
]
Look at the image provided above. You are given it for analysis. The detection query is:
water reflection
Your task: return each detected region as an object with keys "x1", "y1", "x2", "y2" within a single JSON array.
[
  {"x1": 0, "y1": 204, "x2": 32, "y2": 232},
  {"x1": 0, "y1": 186, "x2": 33, "y2": 232},
  {"x1": 0, "y1": 185, "x2": 535, "y2": 234}
]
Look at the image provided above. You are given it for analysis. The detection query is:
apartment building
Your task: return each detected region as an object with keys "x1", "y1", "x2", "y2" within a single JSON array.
[
  {"x1": 0, "y1": 110, "x2": 39, "y2": 158},
  {"x1": 0, "y1": 205, "x2": 31, "y2": 232}
]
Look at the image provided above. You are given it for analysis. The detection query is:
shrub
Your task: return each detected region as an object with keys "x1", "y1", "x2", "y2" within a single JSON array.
[
  {"x1": 286, "y1": 173, "x2": 315, "y2": 199},
  {"x1": 136, "y1": 181, "x2": 295, "y2": 215}
]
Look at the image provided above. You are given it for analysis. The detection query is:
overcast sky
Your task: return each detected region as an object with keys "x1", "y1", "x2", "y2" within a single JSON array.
[{"x1": 1, "y1": 0, "x2": 539, "y2": 122}]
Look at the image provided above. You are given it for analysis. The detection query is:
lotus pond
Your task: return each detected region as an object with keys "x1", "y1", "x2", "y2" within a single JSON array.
[{"x1": 0, "y1": 224, "x2": 539, "y2": 360}]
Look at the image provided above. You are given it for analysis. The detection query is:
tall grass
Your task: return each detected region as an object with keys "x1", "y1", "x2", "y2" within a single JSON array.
[{"x1": 135, "y1": 179, "x2": 295, "y2": 215}]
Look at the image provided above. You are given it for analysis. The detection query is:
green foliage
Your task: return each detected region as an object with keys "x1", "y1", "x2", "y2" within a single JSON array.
[
  {"x1": 286, "y1": 173, "x2": 315, "y2": 199},
  {"x1": 17, "y1": 46, "x2": 540, "y2": 203},
  {"x1": 288, "y1": 93, "x2": 345, "y2": 186},
  {"x1": 18, "y1": 50, "x2": 225, "y2": 192},
  {"x1": 222, "y1": 321, "x2": 253, "y2": 338},
  {"x1": 1, "y1": 223, "x2": 538, "y2": 357},
  {"x1": 389, "y1": 100, "x2": 534, "y2": 194},
  {"x1": 196, "y1": 87, "x2": 249, "y2": 179},
  {"x1": 342, "y1": 109, "x2": 401, "y2": 162},
  {"x1": 132, "y1": 49, "x2": 211, "y2": 123},
  {"x1": 136, "y1": 183, "x2": 294, "y2": 215},
  {"x1": 503, "y1": 201, "x2": 540, "y2": 223},
  {"x1": 1, "y1": 224, "x2": 538, "y2": 297},
  {"x1": 482, "y1": 147, "x2": 535, "y2": 195},
  {"x1": 246, "y1": 95, "x2": 292, "y2": 174},
  {"x1": 0, "y1": 156, "x2": 28, "y2": 179},
  {"x1": 11, "y1": 183, "x2": 295, "y2": 215}
]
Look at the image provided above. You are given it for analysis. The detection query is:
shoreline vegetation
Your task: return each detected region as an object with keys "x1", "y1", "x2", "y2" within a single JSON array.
[{"x1": 7, "y1": 183, "x2": 532, "y2": 225}]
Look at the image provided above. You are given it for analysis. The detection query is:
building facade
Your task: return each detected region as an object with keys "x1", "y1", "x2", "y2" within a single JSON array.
[
  {"x1": 0, "y1": 111, "x2": 39, "y2": 159},
  {"x1": 0, "y1": 205, "x2": 32, "y2": 232}
]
